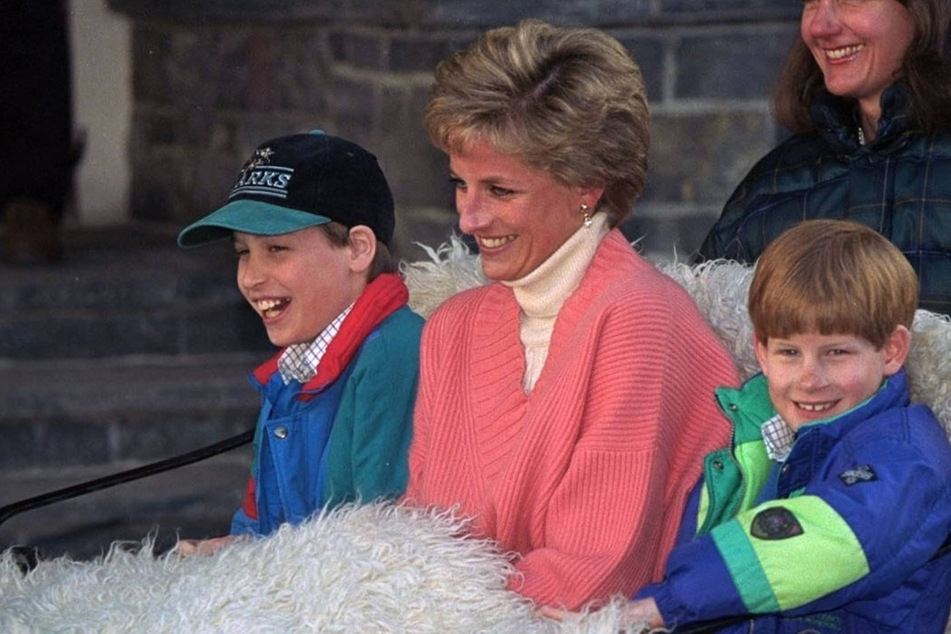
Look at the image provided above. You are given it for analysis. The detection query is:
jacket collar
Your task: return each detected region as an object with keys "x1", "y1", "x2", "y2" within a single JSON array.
[
  {"x1": 795, "y1": 368, "x2": 910, "y2": 443},
  {"x1": 251, "y1": 272, "x2": 409, "y2": 393},
  {"x1": 721, "y1": 368, "x2": 911, "y2": 448},
  {"x1": 810, "y1": 82, "x2": 913, "y2": 153}
]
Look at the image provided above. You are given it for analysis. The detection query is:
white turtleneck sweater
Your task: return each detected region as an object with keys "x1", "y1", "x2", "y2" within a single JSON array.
[{"x1": 503, "y1": 212, "x2": 610, "y2": 392}]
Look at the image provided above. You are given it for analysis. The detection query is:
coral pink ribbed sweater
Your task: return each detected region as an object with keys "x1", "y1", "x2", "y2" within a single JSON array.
[{"x1": 406, "y1": 230, "x2": 739, "y2": 610}]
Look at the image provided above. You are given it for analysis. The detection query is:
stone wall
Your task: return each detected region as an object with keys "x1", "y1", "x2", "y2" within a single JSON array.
[{"x1": 108, "y1": 0, "x2": 800, "y2": 259}]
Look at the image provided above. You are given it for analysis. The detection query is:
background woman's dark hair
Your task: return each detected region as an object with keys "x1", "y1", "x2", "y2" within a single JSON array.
[{"x1": 773, "y1": 0, "x2": 951, "y2": 134}]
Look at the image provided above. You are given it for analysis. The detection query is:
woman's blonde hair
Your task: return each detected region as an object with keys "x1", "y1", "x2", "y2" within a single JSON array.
[
  {"x1": 749, "y1": 220, "x2": 918, "y2": 348},
  {"x1": 424, "y1": 19, "x2": 650, "y2": 226}
]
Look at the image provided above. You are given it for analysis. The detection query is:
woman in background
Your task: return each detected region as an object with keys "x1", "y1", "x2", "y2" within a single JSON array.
[{"x1": 697, "y1": 0, "x2": 951, "y2": 316}]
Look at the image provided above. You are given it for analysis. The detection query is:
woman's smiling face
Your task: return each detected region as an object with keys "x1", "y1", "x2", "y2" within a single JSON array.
[
  {"x1": 448, "y1": 140, "x2": 602, "y2": 282},
  {"x1": 801, "y1": 0, "x2": 915, "y2": 121}
]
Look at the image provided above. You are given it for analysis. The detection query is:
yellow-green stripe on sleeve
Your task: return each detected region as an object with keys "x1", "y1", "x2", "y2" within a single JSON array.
[{"x1": 712, "y1": 497, "x2": 870, "y2": 612}]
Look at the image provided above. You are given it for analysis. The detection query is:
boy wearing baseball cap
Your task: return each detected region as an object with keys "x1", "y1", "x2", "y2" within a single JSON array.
[{"x1": 177, "y1": 131, "x2": 423, "y2": 549}]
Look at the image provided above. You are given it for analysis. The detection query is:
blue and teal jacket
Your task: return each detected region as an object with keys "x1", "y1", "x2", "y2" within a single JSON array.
[
  {"x1": 639, "y1": 369, "x2": 951, "y2": 633},
  {"x1": 697, "y1": 83, "x2": 951, "y2": 316},
  {"x1": 230, "y1": 273, "x2": 424, "y2": 536}
]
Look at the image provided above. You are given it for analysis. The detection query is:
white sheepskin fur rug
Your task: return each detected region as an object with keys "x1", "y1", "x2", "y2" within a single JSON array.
[
  {"x1": 3, "y1": 237, "x2": 950, "y2": 633},
  {"x1": 0, "y1": 504, "x2": 631, "y2": 633}
]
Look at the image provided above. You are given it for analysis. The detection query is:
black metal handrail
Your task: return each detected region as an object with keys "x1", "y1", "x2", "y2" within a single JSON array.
[{"x1": 0, "y1": 429, "x2": 254, "y2": 530}]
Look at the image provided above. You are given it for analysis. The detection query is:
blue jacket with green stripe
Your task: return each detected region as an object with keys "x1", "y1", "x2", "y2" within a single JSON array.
[{"x1": 640, "y1": 369, "x2": 951, "y2": 633}]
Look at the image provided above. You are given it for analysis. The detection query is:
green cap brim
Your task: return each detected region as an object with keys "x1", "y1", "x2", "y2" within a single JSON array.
[{"x1": 177, "y1": 200, "x2": 332, "y2": 247}]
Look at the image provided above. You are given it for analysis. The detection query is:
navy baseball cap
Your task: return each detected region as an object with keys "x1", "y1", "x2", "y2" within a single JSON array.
[{"x1": 177, "y1": 130, "x2": 395, "y2": 247}]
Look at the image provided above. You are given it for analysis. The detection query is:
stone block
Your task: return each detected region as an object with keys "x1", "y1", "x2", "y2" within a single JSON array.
[
  {"x1": 614, "y1": 33, "x2": 666, "y2": 103},
  {"x1": 158, "y1": 31, "x2": 214, "y2": 109},
  {"x1": 271, "y1": 28, "x2": 331, "y2": 114},
  {"x1": 110, "y1": 0, "x2": 672, "y2": 28},
  {"x1": 373, "y1": 85, "x2": 454, "y2": 213},
  {"x1": 135, "y1": 25, "x2": 299, "y2": 121},
  {"x1": 180, "y1": 305, "x2": 272, "y2": 356},
  {"x1": 139, "y1": 108, "x2": 179, "y2": 147},
  {"x1": 0, "y1": 424, "x2": 38, "y2": 471},
  {"x1": 642, "y1": 110, "x2": 775, "y2": 206},
  {"x1": 0, "y1": 355, "x2": 260, "y2": 421},
  {"x1": 112, "y1": 0, "x2": 796, "y2": 29},
  {"x1": 424, "y1": 0, "x2": 651, "y2": 27},
  {"x1": 131, "y1": 174, "x2": 175, "y2": 224},
  {"x1": 390, "y1": 35, "x2": 454, "y2": 74},
  {"x1": 324, "y1": 77, "x2": 377, "y2": 142},
  {"x1": 130, "y1": 135, "x2": 240, "y2": 223},
  {"x1": 131, "y1": 26, "x2": 175, "y2": 104},
  {"x1": 1, "y1": 270, "x2": 171, "y2": 315},
  {"x1": 660, "y1": 0, "x2": 799, "y2": 18},
  {"x1": 114, "y1": 409, "x2": 257, "y2": 462},
  {"x1": 0, "y1": 229, "x2": 239, "y2": 315},
  {"x1": 0, "y1": 313, "x2": 181, "y2": 360},
  {"x1": 0, "y1": 420, "x2": 111, "y2": 471},
  {"x1": 188, "y1": 147, "x2": 249, "y2": 215},
  {"x1": 181, "y1": 29, "x2": 287, "y2": 116},
  {"x1": 376, "y1": 85, "x2": 413, "y2": 147},
  {"x1": 622, "y1": 206, "x2": 721, "y2": 257},
  {"x1": 230, "y1": 116, "x2": 317, "y2": 159},
  {"x1": 42, "y1": 420, "x2": 115, "y2": 466},
  {"x1": 129, "y1": 121, "x2": 188, "y2": 221},
  {"x1": 675, "y1": 28, "x2": 797, "y2": 100},
  {"x1": 329, "y1": 29, "x2": 386, "y2": 71},
  {"x1": 387, "y1": 136, "x2": 453, "y2": 210},
  {"x1": 175, "y1": 263, "x2": 244, "y2": 305},
  {"x1": 210, "y1": 31, "x2": 270, "y2": 112},
  {"x1": 111, "y1": 0, "x2": 337, "y2": 23},
  {"x1": 0, "y1": 455, "x2": 248, "y2": 560}
]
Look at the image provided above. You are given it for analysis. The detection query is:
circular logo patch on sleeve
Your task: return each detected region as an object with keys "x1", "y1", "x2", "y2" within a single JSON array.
[{"x1": 751, "y1": 507, "x2": 805, "y2": 540}]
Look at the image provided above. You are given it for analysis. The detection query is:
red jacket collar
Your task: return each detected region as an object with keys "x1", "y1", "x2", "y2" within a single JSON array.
[{"x1": 252, "y1": 273, "x2": 409, "y2": 391}]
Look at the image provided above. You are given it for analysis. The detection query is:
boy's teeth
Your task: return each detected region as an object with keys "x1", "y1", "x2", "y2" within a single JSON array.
[
  {"x1": 255, "y1": 299, "x2": 288, "y2": 317},
  {"x1": 799, "y1": 401, "x2": 834, "y2": 412},
  {"x1": 827, "y1": 44, "x2": 863, "y2": 60}
]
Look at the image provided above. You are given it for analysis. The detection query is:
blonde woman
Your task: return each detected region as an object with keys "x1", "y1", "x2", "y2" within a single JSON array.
[{"x1": 405, "y1": 20, "x2": 740, "y2": 610}]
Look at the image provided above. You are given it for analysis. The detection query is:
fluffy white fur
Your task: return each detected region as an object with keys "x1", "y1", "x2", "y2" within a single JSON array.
[
  {"x1": 0, "y1": 504, "x2": 630, "y2": 633},
  {"x1": 2, "y1": 238, "x2": 950, "y2": 633}
]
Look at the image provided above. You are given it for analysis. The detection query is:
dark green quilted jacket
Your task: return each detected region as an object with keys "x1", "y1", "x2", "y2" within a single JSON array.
[{"x1": 698, "y1": 83, "x2": 951, "y2": 316}]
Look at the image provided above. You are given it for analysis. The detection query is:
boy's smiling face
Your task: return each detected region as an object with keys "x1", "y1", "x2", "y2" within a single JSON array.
[
  {"x1": 754, "y1": 328, "x2": 909, "y2": 431},
  {"x1": 234, "y1": 226, "x2": 363, "y2": 348}
]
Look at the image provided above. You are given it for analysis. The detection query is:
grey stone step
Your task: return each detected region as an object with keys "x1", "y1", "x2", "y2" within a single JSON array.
[
  {"x1": 0, "y1": 224, "x2": 272, "y2": 560},
  {"x1": 0, "y1": 223, "x2": 271, "y2": 360},
  {"x1": 0, "y1": 454, "x2": 248, "y2": 561},
  {"x1": 0, "y1": 354, "x2": 262, "y2": 470}
]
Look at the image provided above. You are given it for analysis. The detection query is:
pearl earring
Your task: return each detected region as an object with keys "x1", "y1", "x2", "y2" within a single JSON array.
[{"x1": 581, "y1": 203, "x2": 592, "y2": 228}]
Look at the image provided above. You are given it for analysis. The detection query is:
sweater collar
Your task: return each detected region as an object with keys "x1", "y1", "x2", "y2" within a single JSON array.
[
  {"x1": 502, "y1": 213, "x2": 610, "y2": 319},
  {"x1": 719, "y1": 368, "x2": 911, "y2": 446}
]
